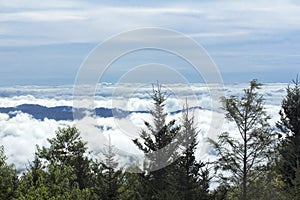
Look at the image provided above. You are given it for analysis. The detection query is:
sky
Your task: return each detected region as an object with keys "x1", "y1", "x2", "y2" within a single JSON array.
[{"x1": 0, "y1": 0, "x2": 300, "y2": 85}]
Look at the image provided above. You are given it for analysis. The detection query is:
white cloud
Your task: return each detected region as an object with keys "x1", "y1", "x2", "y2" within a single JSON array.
[
  {"x1": 0, "y1": 112, "x2": 71, "y2": 171},
  {"x1": 0, "y1": 82, "x2": 287, "y2": 172},
  {"x1": 0, "y1": 10, "x2": 88, "y2": 22},
  {"x1": 0, "y1": 95, "x2": 72, "y2": 107},
  {"x1": 1, "y1": 0, "x2": 300, "y2": 46},
  {"x1": 184, "y1": 31, "x2": 252, "y2": 38},
  {"x1": 0, "y1": 0, "x2": 85, "y2": 10}
]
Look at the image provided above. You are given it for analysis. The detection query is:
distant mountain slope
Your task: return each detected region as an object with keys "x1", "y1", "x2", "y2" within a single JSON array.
[{"x1": 0, "y1": 104, "x2": 202, "y2": 121}]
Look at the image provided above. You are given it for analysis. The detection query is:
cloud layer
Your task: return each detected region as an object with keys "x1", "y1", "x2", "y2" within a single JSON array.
[
  {"x1": 1, "y1": 0, "x2": 300, "y2": 46},
  {"x1": 0, "y1": 82, "x2": 287, "y2": 171}
]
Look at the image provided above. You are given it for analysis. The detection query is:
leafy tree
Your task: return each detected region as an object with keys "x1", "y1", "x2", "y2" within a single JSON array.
[
  {"x1": 36, "y1": 126, "x2": 93, "y2": 189},
  {"x1": 276, "y1": 77, "x2": 300, "y2": 188},
  {"x1": 0, "y1": 145, "x2": 18, "y2": 200},
  {"x1": 176, "y1": 103, "x2": 210, "y2": 200},
  {"x1": 132, "y1": 83, "x2": 181, "y2": 199},
  {"x1": 208, "y1": 80, "x2": 275, "y2": 200}
]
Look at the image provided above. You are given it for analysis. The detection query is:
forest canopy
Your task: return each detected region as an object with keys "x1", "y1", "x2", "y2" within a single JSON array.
[{"x1": 0, "y1": 79, "x2": 300, "y2": 200}]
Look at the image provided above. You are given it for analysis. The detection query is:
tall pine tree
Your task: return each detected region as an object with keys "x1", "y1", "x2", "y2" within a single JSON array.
[
  {"x1": 133, "y1": 83, "x2": 181, "y2": 200},
  {"x1": 276, "y1": 77, "x2": 300, "y2": 192},
  {"x1": 93, "y1": 136, "x2": 123, "y2": 200},
  {"x1": 208, "y1": 80, "x2": 275, "y2": 200},
  {"x1": 176, "y1": 103, "x2": 210, "y2": 200}
]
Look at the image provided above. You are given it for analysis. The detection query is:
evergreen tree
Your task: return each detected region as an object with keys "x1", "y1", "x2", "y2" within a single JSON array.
[
  {"x1": 44, "y1": 162, "x2": 93, "y2": 199},
  {"x1": 119, "y1": 164, "x2": 143, "y2": 200},
  {"x1": 36, "y1": 126, "x2": 93, "y2": 189},
  {"x1": 29, "y1": 154, "x2": 44, "y2": 187},
  {"x1": 132, "y1": 83, "x2": 181, "y2": 199},
  {"x1": 15, "y1": 154, "x2": 49, "y2": 199},
  {"x1": 276, "y1": 77, "x2": 300, "y2": 188},
  {"x1": 17, "y1": 162, "x2": 89, "y2": 200},
  {"x1": 176, "y1": 103, "x2": 210, "y2": 200},
  {"x1": 94, "y1": 136, "x2": 123, "y2": 200},
  {"x1": 0, "y1": 145, "x2": 18, "y2": 199},
  {"x1": 287, "y1": 164, "x2": 300, "y2": 200},
  {"x1": 208, "y1": 80, "x2": 275, "y2": 200},
  {"x1": 210, "y1": 183, "x2": 231, "y2": 200},
  {"x1": 244, "y1": 165, "x2": 286, "y2": 200},
  {"x1": 16, "y1": 145, "x2": 94, "y2": 199}
]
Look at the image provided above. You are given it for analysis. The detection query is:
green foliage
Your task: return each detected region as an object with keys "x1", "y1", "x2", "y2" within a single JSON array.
[
  {"x1": 287, "y1": 164, "x2": 300, "y2": 199},
  {"x1": 210, "y1": 183, "x2": 231, "y2": 200},
  {"x1": 133, "y1": 83, "x2": 181, "y2": 170},
  {"x1": 15, "y1": 155, "x2": 49, "y2": 199},
  {"x1": 16, "y1": 163, "x2": 93, "y2": 200},
  {"x1": 276, "y1": 77, "x2": 300, "y2": 188},
  {"x1": 175, "y1": 103, "x2": 210, "y2": 200},
  {"x1": 92, "y1": 137, "x2": 124, "y2": 200},
  {"x1": 0, "y1": 146, "x2": 18, "y2": 200},
  {"x1": 15, "y1": 151, "x2": 94, "y2": 199},
  {"x1": 119, "y1": 164, "x2": 143, "y2": 200},
  {"x1": 3, "y1": 80, "x2": 300, "y2": 199},
  {"x1": 277, "y1": 77, "x2": 300, "y2": 136},
  {"x1": 236, "y1": 166, "x2": 286, "y2": 200},
  {"x1": 132, "y1": 83, "x2": 181, "y2": 199},
  {"x1": 208, "y1": 80, "x2": 276, "y2": 200},
  {"x1": 36, "y1": 126, "x2": 93, "y2": 189}
]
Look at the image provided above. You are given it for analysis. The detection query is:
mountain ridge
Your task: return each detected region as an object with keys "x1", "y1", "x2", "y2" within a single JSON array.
[{"x1": 0, "y1": 104, "x2": 202, "y2": 121}]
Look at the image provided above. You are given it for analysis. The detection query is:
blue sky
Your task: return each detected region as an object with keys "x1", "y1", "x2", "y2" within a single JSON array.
[{"x1": 0, "y1": 0, "x2": 300, "y2": 85}]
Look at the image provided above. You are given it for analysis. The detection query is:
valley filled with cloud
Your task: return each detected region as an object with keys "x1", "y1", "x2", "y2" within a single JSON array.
[{"x1": 0, "y1": 82, "x2": 287, "y2": 172}]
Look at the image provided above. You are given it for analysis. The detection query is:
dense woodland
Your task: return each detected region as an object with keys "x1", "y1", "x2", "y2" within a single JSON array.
[{"x1": 0, "y1": 79, "x2": 300, "y2": 200}]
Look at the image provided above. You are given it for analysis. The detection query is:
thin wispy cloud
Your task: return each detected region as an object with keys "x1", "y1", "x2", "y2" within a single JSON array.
[
  {"x1": 0, "y1": 10, "x2": 88, "y2": 22},
  {"x1": 0, "y1": 0, "x2": 298, "y2": 84},
  {"x1": 1, "y1": 0, "x2": 299, "y2": 46}
]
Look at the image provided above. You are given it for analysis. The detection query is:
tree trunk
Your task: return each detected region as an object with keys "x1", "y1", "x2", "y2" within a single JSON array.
[{"x1": 242, "y1": 129, "x2": 247, "y2": 200}]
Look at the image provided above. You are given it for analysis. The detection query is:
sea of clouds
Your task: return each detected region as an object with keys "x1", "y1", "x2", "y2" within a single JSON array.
[{"x1": 0, "y1": 82, "x2": 288, "y2": 173}]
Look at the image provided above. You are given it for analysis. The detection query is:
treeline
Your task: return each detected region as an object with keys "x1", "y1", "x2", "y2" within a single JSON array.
[{"x1": 0, "y1": 79, "x2": 299, "y2": 200}]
